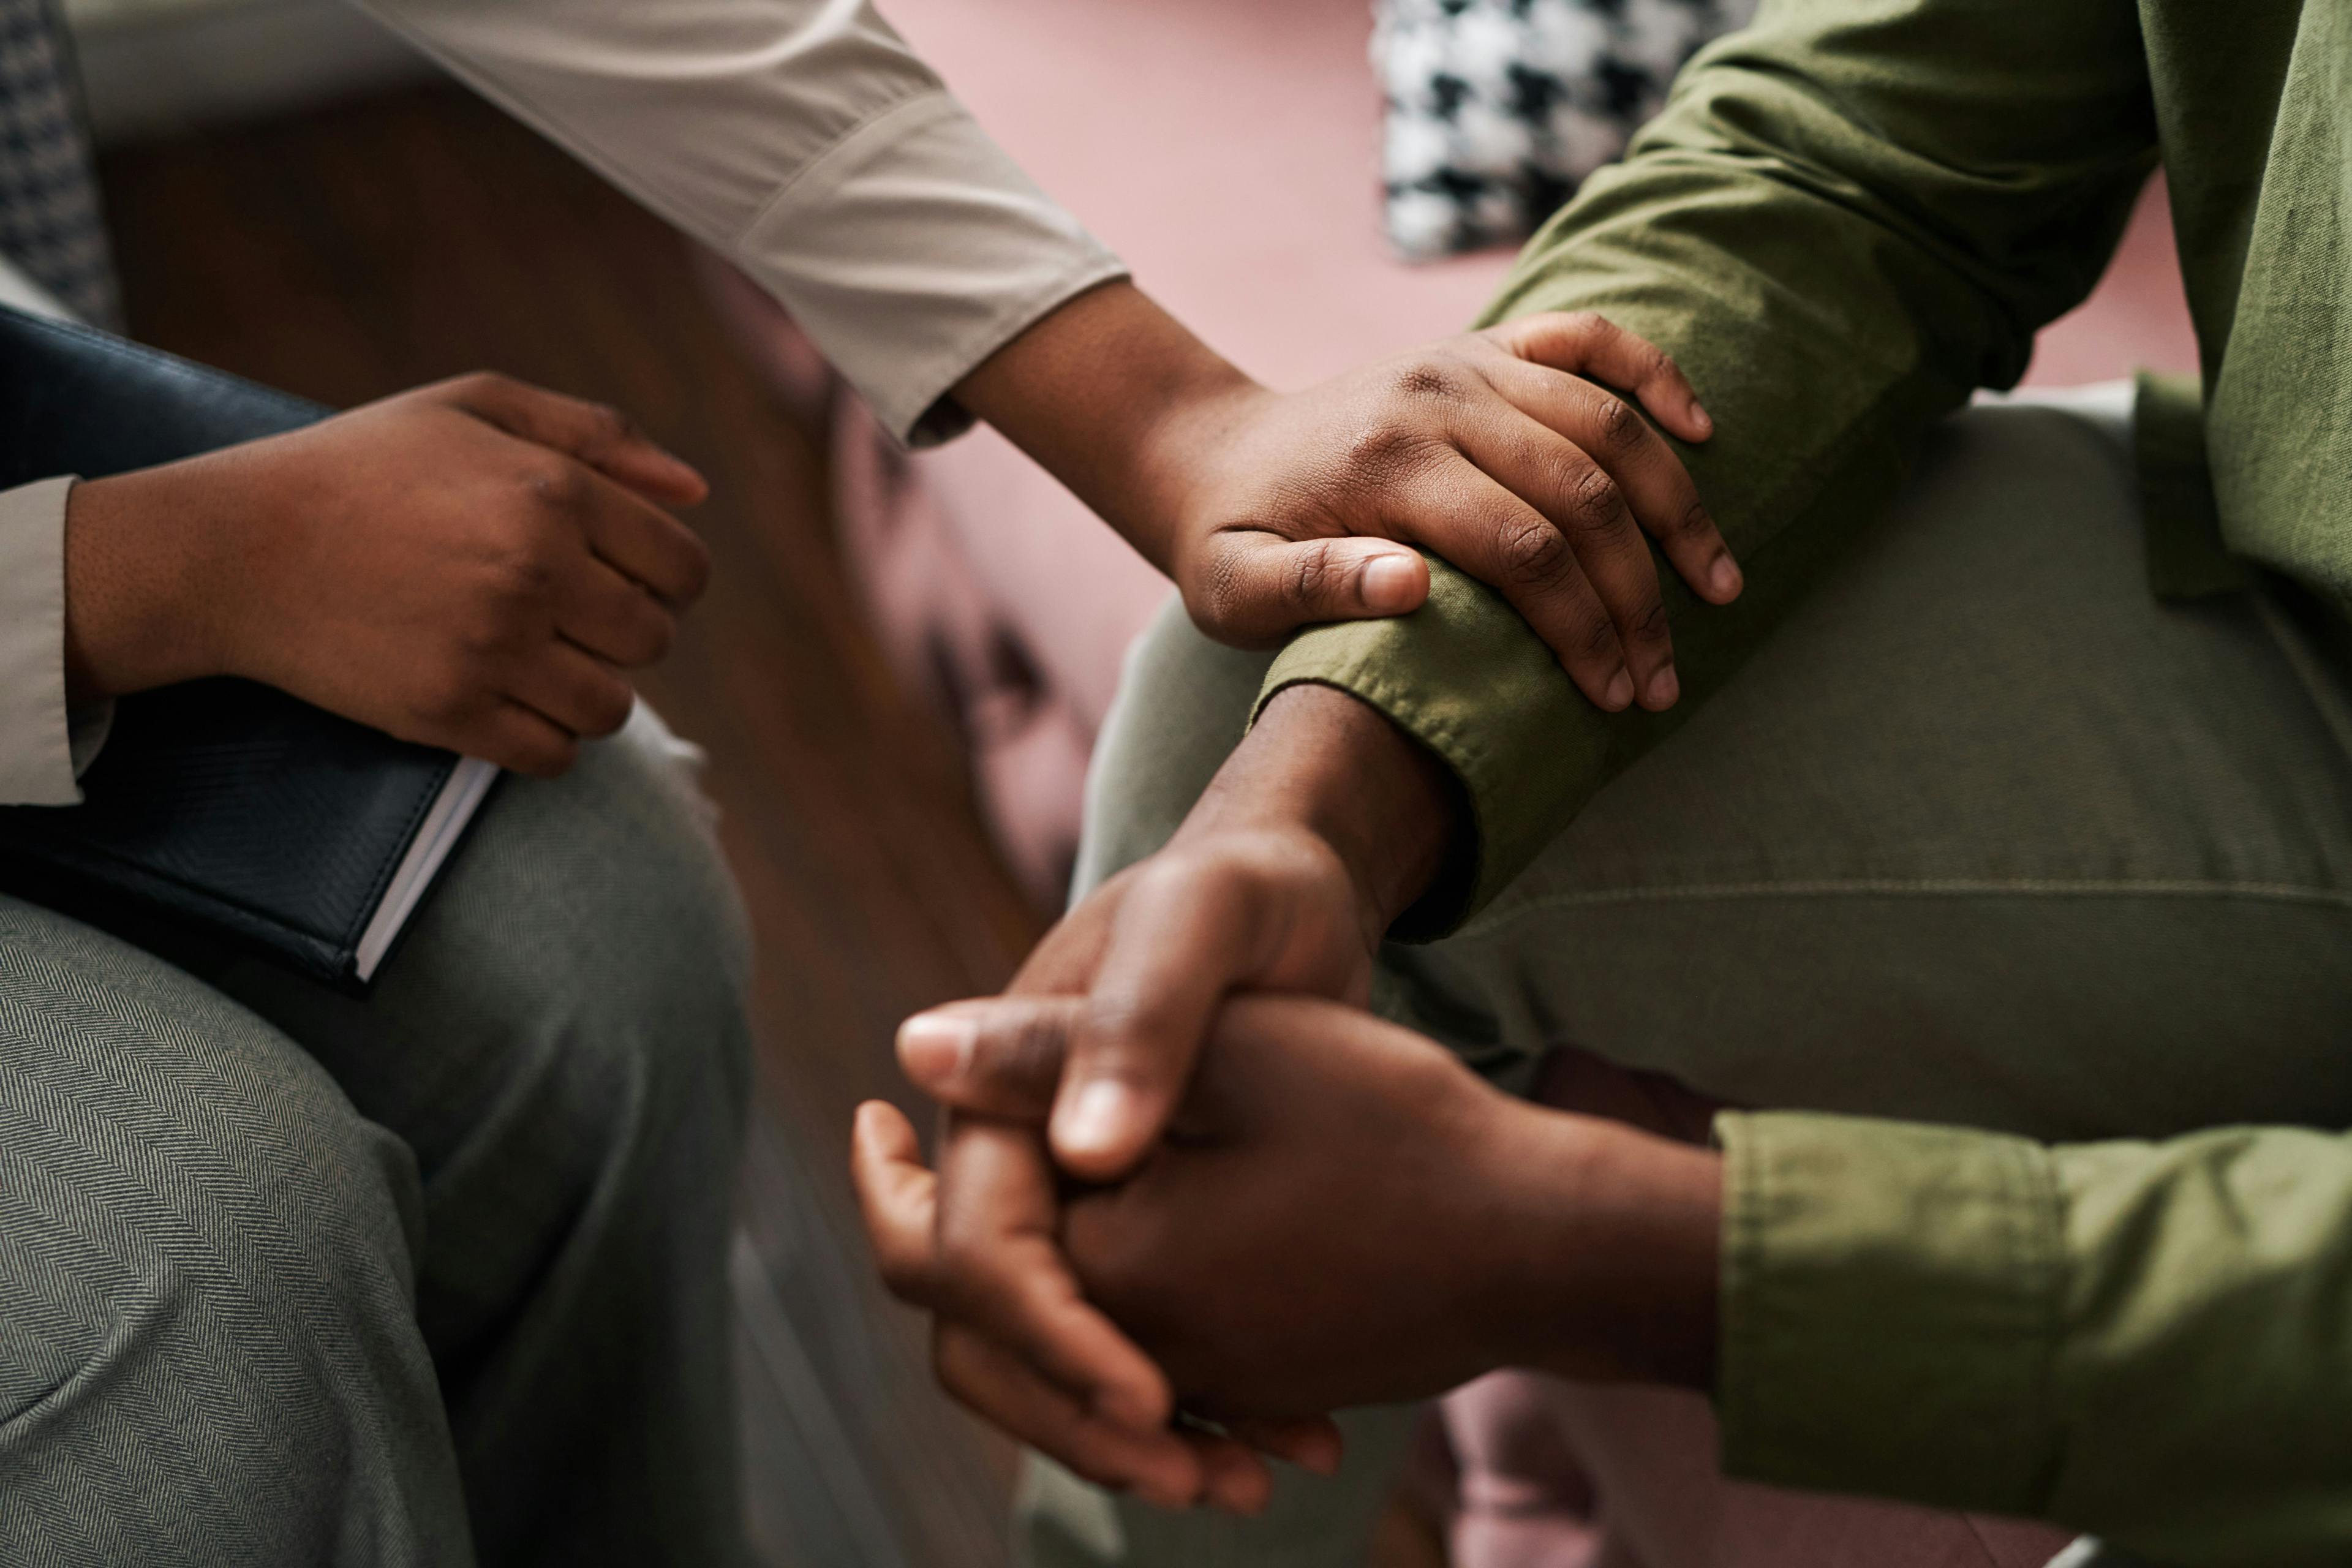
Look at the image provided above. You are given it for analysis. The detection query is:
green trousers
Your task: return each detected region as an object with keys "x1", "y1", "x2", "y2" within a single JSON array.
[
  {"x1": 1022, "y1": 385, "x2": 2352, "y2": 1566},
  {"x1": 0, "y1": 708, "x2": 754, "y2": 1567}
]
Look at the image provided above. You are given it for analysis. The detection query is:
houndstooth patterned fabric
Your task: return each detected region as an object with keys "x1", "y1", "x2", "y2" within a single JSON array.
[
  {"x1": 0, "y1": 0, "x2": 118, "y2": 326},
  {"x1": 1375, "y1": 0, "x2": 1758, "y2": 260}
]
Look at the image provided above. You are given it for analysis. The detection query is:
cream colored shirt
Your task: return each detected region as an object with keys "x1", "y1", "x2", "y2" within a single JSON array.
[{"x1": 0, "y1": 0, "x2": 1125, "y2": 803}]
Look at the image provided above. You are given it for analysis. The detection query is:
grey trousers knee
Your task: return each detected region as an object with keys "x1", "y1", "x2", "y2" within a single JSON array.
[{"x1": 0, "y1": 709, "x2": 753, "y2": 1568}]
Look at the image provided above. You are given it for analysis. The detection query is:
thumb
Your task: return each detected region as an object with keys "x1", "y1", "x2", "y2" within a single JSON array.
[
  {"x1": 1193, "y1": 535, "x2": 1429, "y2": 645},
  {"x1": 897, "y1": 997, "x2": 1085, "y2": 1120}
]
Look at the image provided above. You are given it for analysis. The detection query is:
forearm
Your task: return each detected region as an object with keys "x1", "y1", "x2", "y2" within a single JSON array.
[
  {"x1": 1266, "y1": 0, "x2": 2159, "y2": 931},
  {"x1": 951, "y1": 279, "x2": 1260, "y2": 575}
]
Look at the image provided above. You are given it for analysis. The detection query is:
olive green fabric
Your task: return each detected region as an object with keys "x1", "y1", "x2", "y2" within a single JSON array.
[
  {"x1": 1079, "y1": 388, "x2": 2352, "y2": 1567},
  {"x1": 1717, "y1": 1110, "x2": 2352, "y2": 1568},
  {"x1": 1258, "y1": 0, "x2": 2345, "y2": 933}
]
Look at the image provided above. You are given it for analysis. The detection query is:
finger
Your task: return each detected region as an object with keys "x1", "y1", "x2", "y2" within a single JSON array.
[
  {"x1": 934, "y1": 1327, "x2": 1208, "y2": 1510},
  {"x1": 897, "y1": 997, "x2": 1084, "y2": 1120},
  {"x1": 851, "y1": 1100, "x2": 944, "y2": 1299},
  {"x1": 1228, "y1": 1417, "x2": 1346, "y2": 1477},
  {"x1": 1483, "y1": 357, "x2": 1741, "y2": 609},
  {"x1": 1047, "y1": 855, "x2": 1304, "y2": 1178},
  {"x1": 1384, "y1": 462, "x2": 1634, "y2": 712},
  {"x1": 1008, "y1": 887, "x2": 1120, "y2": 996},
  {"x1": 459, "y1": 699, "x2": 580, "y2": 778},
  {"x1": 1187, "y1": 533, "x2": 1429, "y2": 645},
  {"x1": 554, "y1": 555, "x2": 679, "y2": 666},
  {"x1": 507, "y1": 640, "x2": 636, "y2": 741},
  {"x1": 1195, "y1": 1433, "x2": 1278, "y2": 1516},
  {"x1": 1443, "y1": 417, "x2": 1679, "y2": 710},
  {"x1": 439, "y1": 370, "x2": 710, "y2": 505},
  {"x1": 577, "y1": 480, "x2": 713, "y2": 607},
  {"x1": 1485, "y1": 311, "x2": 1713, "y2": 444},
  {"x1": 933, "y1": 1118, "x2": 1173, "y2": 1433}
]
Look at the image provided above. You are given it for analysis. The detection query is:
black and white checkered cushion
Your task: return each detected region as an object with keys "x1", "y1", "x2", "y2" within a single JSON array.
[
  {"x1": 0, "y1": 0, "x2": 118, "y2": 327},
  {"x1": 1376, "y1": 0, "x2": 1757, "y2": 260}
]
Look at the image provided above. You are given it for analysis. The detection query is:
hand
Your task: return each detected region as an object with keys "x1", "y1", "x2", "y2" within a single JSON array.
[
  {"x1": 832, "y1": 683, "x2": 1439, "y2": 1509},
  {"x1": 858, "y1": 993, "x2": 1722, "y2": 1431},
  {"x1": 63, "y1": 372, "x2": 712, "y2": 776},
  {"x1": 954, "y1": 282, "x2": 1740, "y2": 714}
]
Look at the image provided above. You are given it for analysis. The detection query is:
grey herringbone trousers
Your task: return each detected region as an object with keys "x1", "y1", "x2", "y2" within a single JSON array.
[{"x1": 0, "y1": 708, "x2": 753, "y2": 1566}]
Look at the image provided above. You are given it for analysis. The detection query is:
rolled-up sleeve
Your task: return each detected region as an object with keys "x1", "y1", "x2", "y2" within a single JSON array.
[
  {"x1": 357, "y1": 0, "x2": 1127, "y2": 445},
  {"x1": 0, "y1": 476, "x2": 107, "y2": 804},
  {"x1": 1714, "y1": 1109, "x2": 2352, "y2": 1566}
]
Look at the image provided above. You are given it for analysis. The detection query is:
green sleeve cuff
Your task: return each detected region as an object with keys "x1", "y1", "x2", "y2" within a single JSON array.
[
  {"x1": 1253, "y1": 552, "x2": 1605, "y2": 939},
  {"x1": 1714, "y1": 1109, "x2": 2065, "y2": 1515}
]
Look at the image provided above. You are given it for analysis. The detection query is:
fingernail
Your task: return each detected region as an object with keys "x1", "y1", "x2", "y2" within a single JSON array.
[
  {"x1": 895, "y1": 1011, "x2": 976, "y2": 1083},
  {"x1": 1708, "y1": 554, "x2": 1742, "y2": 600},
  {"x1": 1360, "y1": 553, "x2": 1420, "y2": 612},
  {"x1": 1057, "y1": 1079, "x2": 1131, "y2": 1156},
  {"x1": 1646, "y1": 666, "x2": 1680, "y2": 709},
  {"x1": 1603, "y1": 668, "x2": 1635, "y2": 710},
  {"x1": 1690, "y1": 402, "x2": 1714, "y2": 438}
]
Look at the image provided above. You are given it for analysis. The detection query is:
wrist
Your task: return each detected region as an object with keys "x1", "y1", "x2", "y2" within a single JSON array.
[
  {"x1": 1475, "y1": 1104, "x2": 1724, "y2": 1390},
  {"x1": 951, "y1": 280, "x2": 1261, "y2": 570},
  {"x1": 62, "y1": 465, "x2": 234, "y2": 701},
  {"x1": 1177, "y1": 682, "x2": 1458, "y2": 943}
]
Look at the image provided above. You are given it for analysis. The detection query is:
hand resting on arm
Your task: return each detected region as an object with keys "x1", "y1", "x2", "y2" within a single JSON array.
[{"x1": 955, "y1": 281, "x2": 1740, "y2": 715}]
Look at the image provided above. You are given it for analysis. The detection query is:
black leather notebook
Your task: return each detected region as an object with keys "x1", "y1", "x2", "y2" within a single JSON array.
[{"x1": 0, "y1": 305, "x2": 499, "y2": 989}]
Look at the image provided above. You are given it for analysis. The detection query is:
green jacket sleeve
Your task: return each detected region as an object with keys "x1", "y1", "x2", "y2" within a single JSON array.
[
  {"x1": 1260, "y1": 0, "x2": 2158, "y2": 935},
  {"x1": 1714, "y1": 1110, "x2": 2352, "y2": 1567}
]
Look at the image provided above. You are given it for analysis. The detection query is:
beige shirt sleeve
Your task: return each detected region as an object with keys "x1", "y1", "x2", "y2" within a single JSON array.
[
  {"x1": 358, "y1": 0, "x2": 1128, "y2": 445},
  {"x1": 0, "y1": 476, "x2": 112, "y2": 805}
]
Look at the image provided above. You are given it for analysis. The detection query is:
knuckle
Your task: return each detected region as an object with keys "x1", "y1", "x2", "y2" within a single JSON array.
[
  {"x1": 1590, "y1": 394, "x2": 1643, "y2": 451},
  {"x1": 1564, "y1": 466, "x2": 1626, "y2": 534},
  {"x1": 522, "y1": 460, "x2": 592, "y2": 514},
  {"x1": 1561, "y1": 309, "x2": 1611, "y2": 347},
  {"x1": 1627, "y1": 597, "x2": 1672, "y2": 646},
  {"x1": 1577, "y1": 607, "x2": 1622, "y2": 661},
  {"x1": 1286, "y1": 540, "x2": 1341, "y2": 606},
  {"x1": 1187, "y1": 546, "x2": 1249, "y2": 636},
  {"x1": 1496, "y1": 514, "x2": 1574, "y2": 586},
  {"x1": 451, "y1": 368, "x2": 514, "y2": 401},
  {"x1": 1389, "y1": 358, "x2": 1460, "y2": 405},
  {"x1": 1343, "y1": 419, "x2": 1422, "y2": 481},
  {"x1": 584, "y1": 401, "x2": 631, "y2": 440}
]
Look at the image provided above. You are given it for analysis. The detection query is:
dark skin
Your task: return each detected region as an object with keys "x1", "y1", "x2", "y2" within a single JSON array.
[
  {"x1": 64, "y1": 372, "x2": 713, "y2": 776},
  {"x1": 956, "y1": 282, "x2": 1741, "y2": 712},
  {"x1": 855, "y1": 993, "x2": 1723, "y2": 1498},
  {"x1": 845, "y1": 681, "x2": 1504, "y2": 1509},
  {"x1": 61, "y1": 289, "x2": 1727, "y2": 782}
]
